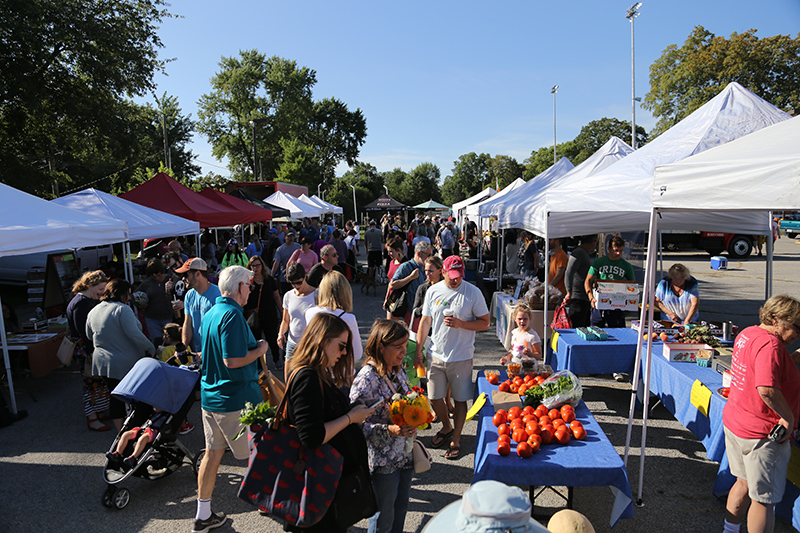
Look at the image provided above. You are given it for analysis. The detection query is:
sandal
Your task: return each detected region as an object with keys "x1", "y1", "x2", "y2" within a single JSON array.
[
  {"x1": 431, "y1": 429, "x2": 454, "y2": 449},
  {"x1": 444, "y1": 445, "x2": 461, "y2": 460}
]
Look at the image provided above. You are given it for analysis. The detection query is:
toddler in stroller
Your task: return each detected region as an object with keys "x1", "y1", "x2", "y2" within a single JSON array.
[{"x1": 101, "y1": 358, "x2": 200, "y2": 510}]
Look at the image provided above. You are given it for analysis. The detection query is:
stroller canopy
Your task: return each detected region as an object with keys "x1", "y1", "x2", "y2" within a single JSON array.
[{"x1": 112, "y1": 359, "x2": 198, "y2": 414}]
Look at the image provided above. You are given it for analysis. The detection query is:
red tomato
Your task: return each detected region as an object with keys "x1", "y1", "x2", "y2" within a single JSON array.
[
  {"x1": 497, "y1": 424, "x2": 510, "y2": 436},
  {"x1": 512, "y1": 428, "x2": 529, "y2": 443},
  {"x1": 508, "y1": 406, "x2": 522, "y2": 417},
  {"x1": 521, "y1": 414, "x2": 536, "y2": 425},
  {"x1": 510, "y1": 420, "x2": 525, "y2": 431},
  {"x1": 496, "y1": 409, "x2": 508, "y2": 419},
  {"x1": 513, "y1": 376, "x2": 524, "y2": 386},
  {"x1": 524, "y1": 374, "x2": 535, "y2": 384},
  {"x1": 533, "y1": 376, "x2": 544, "y2": 385},
  {"x1": 540, "y1": 372, "x2": 551, "y2": 379},
  {"x1": 518, "y1": 384, "x2": 528, "y2": 395},
  {"x1": 552, "y1": 418, "x2": 566, "y2": 429},
  {"x1": 561, "y1": 410, "x2": 576, "y2": 424},
  {"x1": 492, "y1": 412, "x2": 507, "y2": 427},
  {"x1": 497, "y1": 433, "x2": 511, "y2": 445},
  {"x1": 517, "y1": 442, "x2": 533, "y2": 458},
  {"x1": 487, "y1": 374, "x2": 499, "y2": 385},
  {"x1": 554, "y1": 427, "x2": 571, "y2": 445},
  {"x1": 569, "y1": 420, "x2": 583, "y2": 430},
  {"x1": 534, "y1": 405, "x2": 549, "y2": 418},
  {"x1": 540, "y1": 427, "x2": 553, "y2": 445},
  {"x1": 560, "y1": 404, "x2": 574, "y2": 415},
  {"x1": 522, "y1": 405, "x2": 535, "y2": 416},
  {"x1": 538, "y1": 416, "x2": 551, "y2": 427},
  {"x1": 525, "y1": 421, "x2": 540, "y2": 436},
  {"x1": 498, "y1": 382, "x2": 510, "y2": 393},
  {"x1": 548, "y1": 409, "x2": 561, "y2": 421},
  {"x1": 571, "y1": 426, "x2": 587, "y2": 441},
  {"x1": 497, "y1": 441, "x2": 511, "y2": 456},
  {"x1": 527, "y1": 434, "x2": 542, "y2": 452},
  {"x1": 509, "y1": 383, "x2": 519, "y2": 394}
]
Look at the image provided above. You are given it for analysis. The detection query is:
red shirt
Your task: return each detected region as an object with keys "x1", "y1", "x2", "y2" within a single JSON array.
[{"x1": 723, "y1": 325, "x2": 800, "y2": 439}]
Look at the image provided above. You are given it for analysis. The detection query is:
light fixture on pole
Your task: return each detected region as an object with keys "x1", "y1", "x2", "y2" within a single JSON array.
[
  {"x1": 351, "y1": 184, "x2": 358, "y2": 224},
  {"x1": 249, "y1": 117, "x2": 269, "y2": 179},
  {"x1": 626, "y1": 2, "x2": 642, "y2": 150},
  {"x1": 551, "y1": 85, "x2": 559, "y2": 164},
  {"x1": 383, "y1": 185, "x2": 389, "y2": 196}
]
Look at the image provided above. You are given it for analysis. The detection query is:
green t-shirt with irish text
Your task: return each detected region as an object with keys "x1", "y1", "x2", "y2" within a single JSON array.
[{"x1": 588, "y1": 255, "x2": 635, "y2": 281}]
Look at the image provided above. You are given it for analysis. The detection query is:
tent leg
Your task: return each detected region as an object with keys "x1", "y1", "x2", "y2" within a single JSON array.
[
  {"x1": 542, "y1": 228, "x2": 550, "y2": 350},
  {"x1": 766, "y1": 212, "x2": 773, "y2": 299},
  {"x1": 497, "y1": 230, "x2": 504, "y2": 292},
  {"x1": 0, "y1": 293, "x2": 18, "y2": 415}
]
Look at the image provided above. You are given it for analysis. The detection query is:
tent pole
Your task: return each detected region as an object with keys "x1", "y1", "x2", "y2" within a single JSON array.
[
  {"x1": 624, "y1": 208, "x2": 658, "y2": 467},
  {"x1": 542, "y1": 227, "x2": 550, "y2": 352},
  {"x1": 636, "y1": 210, "x2": 660, "y2": 506},
  {"x1": 766, "y1": 212, "x2": 774, "y2": 299},
  {"x1": 0, "y1": 293, "x2": 18, "y2": 415},
  {"x1": 497, "y1": 229, "x2": 504, "y2": 292}
]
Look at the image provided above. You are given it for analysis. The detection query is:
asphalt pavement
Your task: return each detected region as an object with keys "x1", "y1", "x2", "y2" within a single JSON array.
[{"x1": 1, "y1": 237, "x2": 799, "y2": 533}]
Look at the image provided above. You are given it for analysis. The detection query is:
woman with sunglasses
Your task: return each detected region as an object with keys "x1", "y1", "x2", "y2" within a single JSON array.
[
  {"x1": 382, "y1": 237, "x2": 406, "y2": 320},
  {"x1": 349, "y1": 319, "x2": 416, "y2": 533},
  {"x1": 278, "y1": 262, "x2": 317, "y2": 380},
  {"x1": 244, "y1": 255, "x2": 283, "y2": 369},
  {"x1": 284, "y1": 313, "x2": 377, "y2": 533}
]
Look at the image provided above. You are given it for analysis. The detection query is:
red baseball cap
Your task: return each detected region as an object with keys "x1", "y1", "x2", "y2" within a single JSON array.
[{"x1": 443, "y1": 255, "x2": 464, "y2": 280}]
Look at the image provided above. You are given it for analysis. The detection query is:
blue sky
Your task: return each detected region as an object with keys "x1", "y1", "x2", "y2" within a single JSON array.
[{"x1": 145, "y1": 0, "x2": 800, "y2": 180}]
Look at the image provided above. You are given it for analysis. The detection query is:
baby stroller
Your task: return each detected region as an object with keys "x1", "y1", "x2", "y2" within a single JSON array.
[{"x1": 101, "y1": 358, "x2": 200, "y2": 510}]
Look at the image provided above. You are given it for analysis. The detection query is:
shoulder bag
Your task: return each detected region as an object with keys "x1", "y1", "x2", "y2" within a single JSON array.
[
  {"x1": 238, "y1": 369, "x2": 343, "y2": 528},
  {"x1": 386, "y1": 285, "x2": 408, "y2": 317}
]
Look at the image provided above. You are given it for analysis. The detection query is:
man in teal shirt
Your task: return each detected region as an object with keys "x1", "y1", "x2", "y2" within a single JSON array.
[{"x1": 193, "y1": 266, "x2": 268, "y2": 532}]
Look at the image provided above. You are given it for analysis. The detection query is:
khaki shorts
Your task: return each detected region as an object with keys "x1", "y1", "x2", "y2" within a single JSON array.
[
  {"x1": 202, "y1": 409, "x2": 250, "y2": 460},
  {"x1": 724, "y1": 426, "x2": 791, "y2": 504},
  {"x1": 428, "y1": 357, "x2": 473, "y2": 402}
]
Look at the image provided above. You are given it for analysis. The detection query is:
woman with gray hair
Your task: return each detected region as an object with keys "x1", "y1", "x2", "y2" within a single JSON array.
[
  {"x1": 386, "y1": 241, "x2": 432, "y2": 323},
  {"x1": 654, "y1": 263, "x2": 700, "y2": 325},
  {"x1": 722, "y1": 294, "x2": 800, "y2": 533}
]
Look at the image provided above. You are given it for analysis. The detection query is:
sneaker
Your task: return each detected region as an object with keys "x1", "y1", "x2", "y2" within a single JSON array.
[
  {"x1": 105, "y1": 451, "x2": 122, "y2": 463},
  {"x1": 123, "y1": 456, "x2": 138, "y2": 468},
  {"x1": 193, "y1": 511, "x2": 227, "y2": 533},
  {"x1": 614, "y1": 373, "x2": 628, "y2": 382},
  {"x1": 179, "y1": 422, "x2": 194, "y2": 435}
]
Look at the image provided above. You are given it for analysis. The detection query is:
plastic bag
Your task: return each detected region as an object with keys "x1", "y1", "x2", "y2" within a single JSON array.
[{"x1": 523, "y1": 369, "x2": 583, "y2": 409}]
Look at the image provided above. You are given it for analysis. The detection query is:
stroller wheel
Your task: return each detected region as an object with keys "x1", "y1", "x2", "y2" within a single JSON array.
[
  {"x1": 113, "y1": 487, "x2": 130, "y2": 510},
  {"x1": 192, "y1": 449, "x2": 206, "y2": 474},
  {"x1": 102, "y1": 486, "x2": 116, "y2": 508}
]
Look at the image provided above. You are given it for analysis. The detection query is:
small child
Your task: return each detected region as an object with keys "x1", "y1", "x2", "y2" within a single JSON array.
[
  {"x1": 106, "y1": 410, "x2": 168, "y2": 467},
  {"x1": 158, "y1": 323, "x2": 193, "y2": 366},
  {"x1": 499, "y1": 303, "x2": 542, "y2": 366}
]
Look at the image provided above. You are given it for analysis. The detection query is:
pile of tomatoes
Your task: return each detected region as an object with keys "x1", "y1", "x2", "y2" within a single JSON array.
[
  {"x1": 485, "y1": 372, "x2": 551, "y2": 396},
  {"x1": 493, "y1": 404, "x2": 586, "y2": 458}
]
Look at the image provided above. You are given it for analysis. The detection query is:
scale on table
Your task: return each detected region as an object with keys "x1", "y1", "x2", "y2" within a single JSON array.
[{"x1": 711, "y1": 346, "x2": 733, "y2": 374}]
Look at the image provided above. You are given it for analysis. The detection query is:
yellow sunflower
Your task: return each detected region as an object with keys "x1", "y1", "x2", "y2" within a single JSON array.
[
  {"x1": 389, "y1": 400, "x2": 407, "y2": 426},
  {"x1": 403, "y1": 404, "x2": 427, "y2": 427}
]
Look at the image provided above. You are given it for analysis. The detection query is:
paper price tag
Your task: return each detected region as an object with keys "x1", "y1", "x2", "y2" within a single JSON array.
[
  {"x1": 550, "y1": 331, "x2": 560, "y2": 353},
  {"x1": 690, "y1": 379, "x2": 712, "y2": 417}
]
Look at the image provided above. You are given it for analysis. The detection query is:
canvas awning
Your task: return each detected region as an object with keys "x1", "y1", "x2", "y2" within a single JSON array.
[{"x1": 363, "y1": 194, "x2": 406, "y2": 211}]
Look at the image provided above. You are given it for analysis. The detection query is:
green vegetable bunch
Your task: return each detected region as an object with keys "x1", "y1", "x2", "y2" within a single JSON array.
[
  {"x1": 524, "y1": 376, "x2": 573, "y2": 405},
  {"x1": 233, "y1": 401, "x2": 277, "y2": 440},
  {"x1": 675, "y1": 325, "x2": 720, "y2": 347}
]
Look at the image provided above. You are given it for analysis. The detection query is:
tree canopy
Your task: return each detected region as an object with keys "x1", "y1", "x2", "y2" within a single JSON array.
[
  {"x1": 644, "y1": 26, "x2": 800, "y2": 137},
  {"x1": 1, "y1": 0, "x2": 176, "y2": 197},
  {"x1": 197, "y1": 51, "x2": 366, "y2": 189}
]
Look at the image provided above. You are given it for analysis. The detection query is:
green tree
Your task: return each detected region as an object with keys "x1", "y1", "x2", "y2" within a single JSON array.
[
  {"x1": 571, "y1": 118, "x2": 646, "y2": 161},
  {"x1": 523, "y1": 142, "x2": 576, "y2": 179},
  {"x1": 327, "y1": 163, "x2": 381, "y2": 221},
  {"x1": 1, "y1": 0, "x2": 172, "y2": 196},
  {"x1": 441, "y1": 152, "x2": 491, "y2": 205},
  {"x1": 488, "y1": 155, "x2": 524, "y2": 190},
  {"x1": 381, "y1": 168, "x2": 409, "y2": 201},
  {"x1": 197, "y1": 51, "x2": 366, "y2": 186},
  {"x1": 644, "y1": 26, "x2": 800, "y2": 137},
  {"x1": 401, "y1": 163, "x2": 442, "y2": 206}
]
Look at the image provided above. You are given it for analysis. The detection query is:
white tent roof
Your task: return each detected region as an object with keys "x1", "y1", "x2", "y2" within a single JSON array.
[
  {"x1": 0, "y1": 183, "x2": 129, "y2": 258},
  {"x1": 300, "y1": 194, "x2": 332, "y2": 214},
  {"x1": 453, "y1": 187, "x2": 496, "y2": 230},
  {"x1": 653, "y1": 114, "x2": 800, "y2": 211},
  {"x1": 498, "y1": 137, "x2": 632, "y2": 235},
  {"x1": 52, "y1": 188, "x2": 200, "y2": 241},
  {"x1": 465, "y1": 177, "x2": 528, "y2": 218},
  {"x1": 542, "y1": 82, "x2": 790, "y2": 238},
  {"x1": 311, "y1": 194, "x2": 344, "y2": 214},
  {"x1": 264, "y1": 191, "x2": 323, "y2": 218}
]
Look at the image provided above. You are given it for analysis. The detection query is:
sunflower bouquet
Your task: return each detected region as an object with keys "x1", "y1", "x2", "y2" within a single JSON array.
[{"x1": 389, "y1": 386, "x2": 434, "y2": 452}]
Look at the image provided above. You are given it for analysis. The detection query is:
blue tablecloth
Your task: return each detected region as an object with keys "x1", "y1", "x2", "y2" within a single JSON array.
[
  {"x1": 548, "y1": 328, "x2": 641, "y2": 374},
  {"x1": 473, "y1": 371, "x2": 634, "y2": 528}
]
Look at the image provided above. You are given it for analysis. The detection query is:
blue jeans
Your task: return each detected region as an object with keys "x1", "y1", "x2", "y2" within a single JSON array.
[
  {"x1": 284, "y1": 339, "x2": 297, "y2": 362},
  {"x1": 368, "y1": 467, "x2": 413, "y2": 533}
]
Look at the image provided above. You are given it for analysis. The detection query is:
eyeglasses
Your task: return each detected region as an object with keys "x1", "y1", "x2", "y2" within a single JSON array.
[
  {"x1": 337, "y1": 341, "x2": 348, "y2": 353},
  {"x1": 787, "y1": 321, "x2": 800, "y2": 334},
  {"x1": 290, "y1": 279, "x2": 305, "y2": 286},
  {"x1": 241, "y1": 282, "x2": 254, "y2": 291}
]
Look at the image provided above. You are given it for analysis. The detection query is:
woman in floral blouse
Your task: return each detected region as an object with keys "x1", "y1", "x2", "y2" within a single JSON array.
[{"x1": 350, "y1": 319, "x2": 416, "y2": 533}]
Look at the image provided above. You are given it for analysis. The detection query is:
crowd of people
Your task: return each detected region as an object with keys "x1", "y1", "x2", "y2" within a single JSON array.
[{"x1": 33, "y1": 211, "x2": 800, "y2": 533}]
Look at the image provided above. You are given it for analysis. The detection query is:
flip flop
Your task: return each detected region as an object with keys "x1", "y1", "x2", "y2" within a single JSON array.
[
  {"x1": 431, "y1": 429, "x2": 454, "y2": 449},
  {"x1": 444, "y1": 445, "x2": 461, "y2": 460}
]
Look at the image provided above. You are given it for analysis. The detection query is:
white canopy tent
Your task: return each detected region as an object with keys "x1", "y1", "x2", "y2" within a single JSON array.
[
  {"x1": 0, "y1": 184, "x2": 130, "y2": 415},
  {"x1": 465, "y1": 177, "x2": 529, "y2": 220},
  {"x1": 263, "y1": 191, "x2": 323, "y2": 218},
  {"x1": 543, "y1": 82, "x2": 790, "y2": 239},
  {"x1": 453, "y1": 187, "x2": 496, "y2": 230},
  {"x1": 310, "y1": 194, "x2": 343, "y2": 215},
  {"x1": 52, "y1": 188, "x2": 201, "y2": 282},
  {"x1": 299, "y1": 194, "x2": 332, "y2": 215},
  {"x1": 498, "y1": 137, "x2": 633, "y2": 235}
]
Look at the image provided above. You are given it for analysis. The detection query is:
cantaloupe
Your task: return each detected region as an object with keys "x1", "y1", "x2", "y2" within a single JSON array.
[{"x1": 547, "y1": 509, "x2": 595, "y2": 533}]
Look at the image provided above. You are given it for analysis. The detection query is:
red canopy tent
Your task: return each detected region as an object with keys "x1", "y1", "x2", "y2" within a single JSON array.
[
  {"x1": 198, "y1": 188, "x2": 272, "y2": 223},
  {"x1": 121, "y1": 173, "x2": 241, "y2": 228}
]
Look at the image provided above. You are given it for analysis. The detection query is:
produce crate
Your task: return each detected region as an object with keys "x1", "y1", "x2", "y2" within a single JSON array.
[
  {"x1": 587, "y1": 326, "x2": 608, "y2": 340},
  {"x1": 576, "y1": 327, "x2": 599, "y2": 341},
  {"x1": 592, "y1": 280, "x2": 639, "y2": 311},
  {"x1": 632, "y1": 319, "x2": 733, "y2": 338},
  {"x1": 663, "y1": 343, "x2": 714, "y2": 363}
]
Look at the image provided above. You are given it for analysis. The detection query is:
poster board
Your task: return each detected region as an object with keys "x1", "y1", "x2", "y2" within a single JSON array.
[{"x1": 43, "y1": 252, "x2": 80, "y2": 310}]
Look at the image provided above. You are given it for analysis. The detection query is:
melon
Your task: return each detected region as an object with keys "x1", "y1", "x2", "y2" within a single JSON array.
[{"x1": 547, "y1": 509, "x2": 595, "y2": 533}]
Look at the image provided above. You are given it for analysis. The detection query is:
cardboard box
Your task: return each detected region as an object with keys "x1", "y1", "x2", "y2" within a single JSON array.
[
  {"x1": 711, "y1": 256, "x2": 728, "y2": 270},
  {"x1": 593, "y1": 280, "x2": 640, "y2": 312},
  {"x1": 662, "y1": 343, "x2": 714, "y2": 363},
  {"x1": 631, "y1": 319, "x2": 734, "y2": 338}
]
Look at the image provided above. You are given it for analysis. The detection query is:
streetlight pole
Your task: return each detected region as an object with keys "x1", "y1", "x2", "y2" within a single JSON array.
[
  {"x1": 383, "y1": 185, "x2": 389, "y2": 196},
  {"x1": 626, "y1": 3, "x2": 642, "y2": 150},
  {"x1": 351, "y1": 184, "x2": 358, "y2": 225},
  {"x1": 249, "y1": 117, "x2": 269, "y2": 179},
  {"x1": 551, "y1": 85, "x2": 559, "y2": 164}
]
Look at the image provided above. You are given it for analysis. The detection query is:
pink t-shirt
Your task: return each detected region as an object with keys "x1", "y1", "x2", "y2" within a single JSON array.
[
  {"x1": 288, "y1": 249, "x2": 319, "y2": 273},
  {"x1": 723, "y1": 325, "x2": 800, "y2": 439}
]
